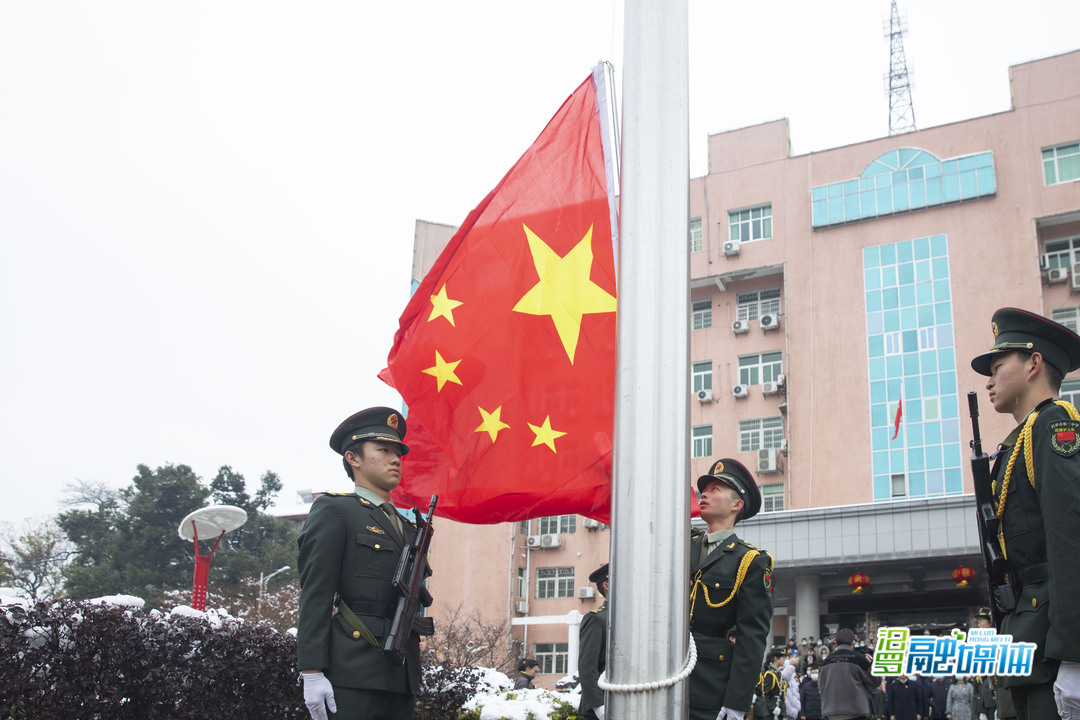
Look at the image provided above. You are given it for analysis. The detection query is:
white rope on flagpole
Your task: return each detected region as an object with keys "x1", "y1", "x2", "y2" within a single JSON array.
[{"x1": 597, "y1": 634, "x2": 697, "y2": 693}]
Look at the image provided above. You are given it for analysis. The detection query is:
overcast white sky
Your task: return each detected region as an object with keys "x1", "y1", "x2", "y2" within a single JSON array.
[{"x1": 2, "y1": 1, "x2": 1078, "y2": 530}]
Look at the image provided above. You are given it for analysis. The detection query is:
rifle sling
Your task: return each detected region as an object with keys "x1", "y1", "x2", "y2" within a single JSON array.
[{"x1": 335, "y1": 597, "x2": 379, "y2": 648}]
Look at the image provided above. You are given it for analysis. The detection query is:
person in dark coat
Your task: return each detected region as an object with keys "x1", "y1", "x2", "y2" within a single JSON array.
[
  {"x1": 514, "y1": 659, "x2": 539, "y2": 689},
  {"x1": 688, "y1": 458, "x2": 774, "y2": 720},
  {"x1": 927, "y1": 677, "x2": 950, "y2": 720},
  {"x1": 578, "y1": 564, "x2": 609, "y2": 720},
  {"x1": 887, "y1": 675, "x2": 924, "y2": 720},
  {"x1": 297, "y1": 408, "x2": 428, "y2": 720},
  {"x1": 801, "y1": 672, "x2": 823, "y2": 720}
]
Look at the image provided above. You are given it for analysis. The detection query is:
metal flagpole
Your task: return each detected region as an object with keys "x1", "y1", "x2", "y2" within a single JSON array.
[{"x1": 608, "y1": 0, "x2": 690, "y2": 716}]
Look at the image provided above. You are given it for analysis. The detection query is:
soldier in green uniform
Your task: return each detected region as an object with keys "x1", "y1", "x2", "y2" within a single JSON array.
[
  {"x1": 689, "y1": 458, "x2": 775, "y2": 720},
  {"x1": 297, "y1": 407, "x2": 427, "y2": 720},
  {"x1": 578, "y1": 563, "x2": 609, "y2": 720},
  {"x1": 971, "y1": 308, "x2": 1080, "y2": 720},
  {"x1": 754, "y1": 649, "x2": 788, "y2": 720}
]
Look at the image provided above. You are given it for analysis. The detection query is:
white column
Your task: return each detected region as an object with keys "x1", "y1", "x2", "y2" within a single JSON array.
[{"x1": 794, "y1": 575, "x2": 821, "y2": 641}]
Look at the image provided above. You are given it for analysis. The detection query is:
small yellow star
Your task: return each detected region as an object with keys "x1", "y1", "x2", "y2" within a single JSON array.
[
  {"x1": 475, "y1": 406, "x2": 511, "y2": 443},
  {"x1": 421, "y1": 350, "x2": 463, "y2": 392},
  {"x1": 528, "y1": 415, "x2": 566, "y2": 453},
  {"x1": 512, "y1": 225, "x2": 617, "y2": 363},
  {"x1": 428, "y1": 285, "x2": 463, "y2": 326}
]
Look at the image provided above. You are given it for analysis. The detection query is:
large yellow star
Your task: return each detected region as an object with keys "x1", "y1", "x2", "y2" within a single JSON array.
[
  {"x1": 421, "y1": 350, "x2": 463, "y2": 392},
  {"x1": 475, "y1": 406, "x2": 511, "y2": 443},
  {"x1": 528, "y1": 415, "x2": 566, "y2": 453},
  {"x1": 512, "y1": 225, "x2": 617, "y2": 363},
  {"x1": 428, "y1": 284, "x2": 463, "y2": 326}
]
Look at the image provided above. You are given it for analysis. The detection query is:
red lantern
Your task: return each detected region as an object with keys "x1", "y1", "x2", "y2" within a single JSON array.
[
  {"x1": 848, "y1": 572, "x2": 871, "y2": 594},
  {"x1": 952, "y1": 565, "x2": 975, "y2": 587}
]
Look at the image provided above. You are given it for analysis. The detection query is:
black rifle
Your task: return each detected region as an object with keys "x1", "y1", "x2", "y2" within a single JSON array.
[
  {"x1": 384, "y1": 494, "x2": 438, "y2": 665},
  {"x1": 967, "y1": 392, "x2": 1015, "y2": 625}
]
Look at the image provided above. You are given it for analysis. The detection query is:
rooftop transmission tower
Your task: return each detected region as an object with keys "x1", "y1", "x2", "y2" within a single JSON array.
[{"x1": 884, "y1": 0, "x2": 916, "y2": 135}]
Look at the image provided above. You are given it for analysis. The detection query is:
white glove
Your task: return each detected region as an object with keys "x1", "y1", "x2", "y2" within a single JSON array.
[
  {"x1": 595, "y1": 707, "x2": 606, "y2": 720},
  {"x1": 717, "y1": 707, "x2": 746, "y2": 720},
  {"x1": 1055, "y1": 661, "x2": 1080, "y2": 720},
  {"x1": 302, "y1": 671, "x2": 337, "y2": 720}
]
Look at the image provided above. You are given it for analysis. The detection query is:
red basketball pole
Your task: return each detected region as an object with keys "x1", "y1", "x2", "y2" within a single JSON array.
[{"x1": 189, "y1": 521, "x2": 226, "y2": 611}]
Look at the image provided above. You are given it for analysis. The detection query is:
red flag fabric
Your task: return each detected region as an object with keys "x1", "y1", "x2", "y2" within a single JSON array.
[
  {"x1": 379, "y1": 73, "x2": 616, "y2": 524},
  {"x1": 892, "y1": 396, "x2": 903, "y2": 440}
]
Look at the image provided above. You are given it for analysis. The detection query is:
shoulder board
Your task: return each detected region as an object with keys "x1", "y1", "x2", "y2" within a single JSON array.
[
  {"x1": 403, "y1": 517, "x2": 418, "y2": 530},
  {"x1": 738, "y1": 538, "x2": 760, "y2": 550},
  {"x1": 691, "y1": 527, "x2": 704, "y2": 539},
  {"x1": 323, "y1": 492, "x2": 355, "y2": 498}
]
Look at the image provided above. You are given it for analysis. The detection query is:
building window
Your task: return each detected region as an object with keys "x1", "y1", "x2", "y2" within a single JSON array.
[
  {"x1": 761, "y1": 483, "x2": 784, "y2": 512},
  {"x1": 1052, "y1": 306, "x2": 1080, "y2": 334},
  {"x1": 1044, "y1": 237, "x2": 1080, "y2": 271},
  {"x1": 891, "y1": 473, "x2": 907, "y2": 498},
  {"x1": 1043, "y1": 142, "x2": 1080, "y2": 186},
  {"x1": 738, "y1": 416, "x2": 785, "y2": 452},
  {"x1": 534, "y1": 642, "x2": 569, "y2": 674},
  {"x1": 517, "y1": 567, "x2": 526, "y2": 598},
  {"x1": 692, "y1": 299, "x2": 713, "y2": 330},
  {"x1": 536, "y1": 566, "x2": 575, "y2": 599},
  {"x1": 736, "y1": 288, "x2": 781, "y2": 322},
  {"x1": 537, "y1": 515, "x2": 576, "y2": 535},
  {"x1": 738, "y1": 352, "x2": 782, "y2": 386},
  {"x1": 729, "y1": 204, "x2": 772, "y2": 243},
  {"x1": 1060, "y1": 379, "x2": 1080, "y2": 407},
  {"x1": 690, "y1": 217, "x2": 703, "y2": 252},
  {"x1": 693, "y1": 426, "x2": 713, "y2": 458},
  {"x1": 693, "y1": 361, "x2": 713, "y2": 393}
]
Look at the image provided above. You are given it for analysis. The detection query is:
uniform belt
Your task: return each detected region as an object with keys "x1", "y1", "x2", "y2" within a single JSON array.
[
  {"x1": 1012, "y1": 563, "x2": 1048, "y2": 588},
  {"x1": 346, "y1": 600, "x2": 397, "y2": 619}
]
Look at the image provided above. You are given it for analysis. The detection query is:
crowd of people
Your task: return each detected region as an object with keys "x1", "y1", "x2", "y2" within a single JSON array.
[{"x1": 751, "y1": 627, "x2": 998, "y2": 720}]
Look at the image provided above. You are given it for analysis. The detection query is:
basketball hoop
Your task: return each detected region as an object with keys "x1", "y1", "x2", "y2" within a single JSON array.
[{"x1": 178, "y1": 505, "x2": 248, "y2": 611}]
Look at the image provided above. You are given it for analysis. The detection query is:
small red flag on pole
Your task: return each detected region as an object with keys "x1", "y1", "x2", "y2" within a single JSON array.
[{"x1": 892, "y1": 396, "x2": 904, "y2": 440}]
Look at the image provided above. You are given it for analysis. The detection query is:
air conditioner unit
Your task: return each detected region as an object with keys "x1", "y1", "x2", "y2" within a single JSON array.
[
  {"x1": 760, "y1": 313, "x2": 780, "y2": 331},
  {"x1": 1049, "y1": 267, "x2": 1069, "y2": 284},
  {"x1": 758, "y1": 447, "x2": 779, "y2": 474},
  {"x1": 778, "y1": 400, "x2": 788, "y2": 414},
  {"x1": 776, "y1": 373, "x2": 787, "y2": 390},
  {"x1": 583, "y1": 517, "x2": 601, "y2": 529},
  {"x1": 723, "y1": 240, "x2": 741, "y2": 257},
  {"x1": 733, "y1": 384, "x2": 750, "y2": 399},
  {"x1": 697, "y1": 388, "x2": 713, "y2": 403},
  {"x1": 732, "y1": 319, "x2": 749, "y2": 335},
  {"x1": 526, "y1": 535, "x2": 542, "y2": 549},
  {"x1": 778, "y1": 438, "x2": 789, "y2": 454},
  {"x1": 762, "y1": 381, "x2": 779, "y2": 396},
  {"x1": 540, "y1": 534, "x2": 562, "y2": 548},
  {"x1": 1041, "y1": 254, "x2": 1051, "y2": 271},
  {"x1": 1071, "y1": 263, "x2": 1080, "y2": 292},
  {"x1": 578, "y1": 586, "x2": 596, "y2": 599},
  {"x1": 515, "y1": 601, "x2": 529, "y2": 614}
]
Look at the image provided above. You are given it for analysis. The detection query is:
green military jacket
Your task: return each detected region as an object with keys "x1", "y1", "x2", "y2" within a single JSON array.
[
  {"x1": 688, "y1": 530, "x2": 774, "y2": 718},
  {"x1": 991, "y1": 398, "x2": 1080, "y2": 686},
  {"x1": 578, "y1": 601, "x2": 607, "y2": 718},
  {"x1": 296, "y1": 492, "x2": 425, "y2": 695},
  {"x1": 753, "y1": 665, "x2": 784, "y2": 720}
]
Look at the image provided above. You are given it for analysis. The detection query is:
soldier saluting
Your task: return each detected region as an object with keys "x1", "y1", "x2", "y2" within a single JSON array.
[{"x1": 970, "y1": 308, "x2": 1080, "y2": 720}]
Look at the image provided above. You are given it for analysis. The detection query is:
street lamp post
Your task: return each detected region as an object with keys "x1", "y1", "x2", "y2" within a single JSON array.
[{"x1": 257, "y1": 565, "x2": 291, "y2": 616}]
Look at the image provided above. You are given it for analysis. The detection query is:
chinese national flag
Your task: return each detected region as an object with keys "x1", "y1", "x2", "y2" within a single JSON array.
[
  {"x1": 379, "y1": 72, "x2": 616, "y2": 524},
  {"x1": 892, "y1": 396, "x2": 903, "y2": 440}
]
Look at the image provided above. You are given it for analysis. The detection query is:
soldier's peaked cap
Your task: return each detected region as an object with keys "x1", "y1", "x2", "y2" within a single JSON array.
[
  {"x1": 330, "y1": 407, "x2": 409, "y2": 455},
  {"x1": 971, "y1": 307, "x2": 1080, "y2": 377},
  {"x1": 588, "y1": 563, "x2": 609, "y2": 585},
  {"x1": 697, "y1": 457, "x2": 761, "y2": 521}
]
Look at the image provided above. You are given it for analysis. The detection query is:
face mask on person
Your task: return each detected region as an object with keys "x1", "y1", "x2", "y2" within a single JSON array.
[{"x1": 810, "y1": 673, "x2": 819, "y2": 682}]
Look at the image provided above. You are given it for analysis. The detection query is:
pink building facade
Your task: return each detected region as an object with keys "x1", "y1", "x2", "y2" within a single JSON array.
[{"x1": 408, "y1": 50, "x2": 1080, "y2": 686}]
